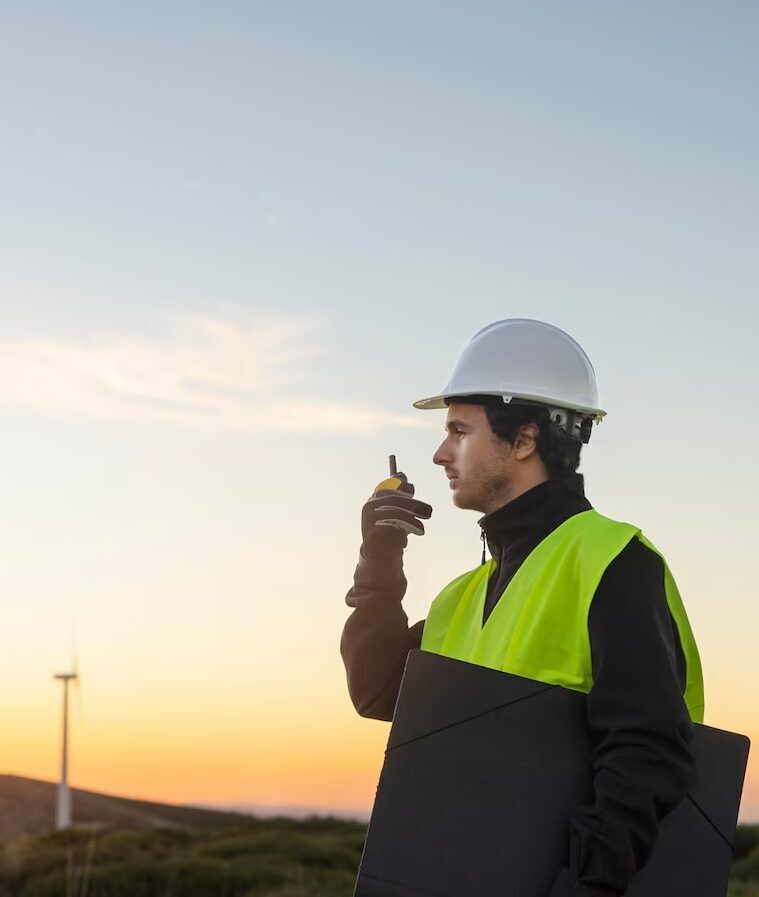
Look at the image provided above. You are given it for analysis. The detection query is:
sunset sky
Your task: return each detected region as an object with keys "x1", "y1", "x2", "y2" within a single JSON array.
[{"x1": 1, "y1": 2, "x2": 758, "y2": 822}]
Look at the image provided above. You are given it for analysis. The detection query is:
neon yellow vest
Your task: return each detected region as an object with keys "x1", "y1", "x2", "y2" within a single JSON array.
[{"x1": 421, "y1": 509, "x2": 704, "y2": 723}]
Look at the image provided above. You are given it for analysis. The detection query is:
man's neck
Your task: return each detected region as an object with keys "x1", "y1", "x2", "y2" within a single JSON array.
[
  {"x1": 481, "y1": 470, "x2": 549, "y2": 515},
  {"x1": 479, "y1": 473, "x2": 590, "y2": 548}
]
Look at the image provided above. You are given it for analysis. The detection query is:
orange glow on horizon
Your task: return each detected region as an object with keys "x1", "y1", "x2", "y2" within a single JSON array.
[
  {"x1": 2, "y1": 637, "x2": 756, "y2": 822},
  {"x1": 4, "y1": 699, "x2": 757, "y2": 822}
]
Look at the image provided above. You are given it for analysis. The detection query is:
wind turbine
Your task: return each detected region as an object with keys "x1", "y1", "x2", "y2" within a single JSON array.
[{"x1": 53, "y1": 661, "x2": 79, "y2": 830}]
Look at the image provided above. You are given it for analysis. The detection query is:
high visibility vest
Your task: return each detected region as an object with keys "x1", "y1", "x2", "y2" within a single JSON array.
[{"x1": 421, "y1": 509, "x2": 704, "y2": 723}]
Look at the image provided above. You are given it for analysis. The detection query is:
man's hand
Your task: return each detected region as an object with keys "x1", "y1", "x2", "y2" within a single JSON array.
[{"x1": 361, "y1": 474, "x2": 433, "y2": 559}]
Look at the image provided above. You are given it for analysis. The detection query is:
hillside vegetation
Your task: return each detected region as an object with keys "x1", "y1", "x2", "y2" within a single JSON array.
[
  {"x1": 731, "y1": 825, "x2": 759, "y2": 896},
  {"x1": 2, "y1": 777, "x2": 757, "y2": 896},
  {"x1": 0, "y1": 817, "x2": 363, "y2": 897},
  {"x1": 1, "y1": 823, "x2": 758, "y2": 897}
]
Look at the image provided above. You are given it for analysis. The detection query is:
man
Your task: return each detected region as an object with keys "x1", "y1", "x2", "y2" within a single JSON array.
[{"x1": 341, "y1": 319, "x2": 704, "y2": 897}]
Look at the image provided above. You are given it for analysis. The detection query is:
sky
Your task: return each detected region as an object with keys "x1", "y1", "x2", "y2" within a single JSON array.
[{"x1": 0, "y1": 1, "x2": 758, "y2": 823}]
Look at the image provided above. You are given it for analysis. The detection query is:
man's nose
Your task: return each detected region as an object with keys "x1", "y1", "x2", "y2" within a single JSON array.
[{"x1": 433, "y1": 440, "x2": 450, "y2": 466}]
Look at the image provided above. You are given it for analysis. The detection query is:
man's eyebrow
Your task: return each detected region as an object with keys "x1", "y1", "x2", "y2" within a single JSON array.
[{"x1": 446, "y1": 418, "x2": 472, "y2": 431}]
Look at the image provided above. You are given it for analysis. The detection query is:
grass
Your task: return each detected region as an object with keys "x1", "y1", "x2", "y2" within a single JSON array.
[
  {"x1": 0, "y1": 818, "x2": 366, "y2": 897},
  {"x1": 2, "y1": 820, "x2": 758, "y2": 897}
]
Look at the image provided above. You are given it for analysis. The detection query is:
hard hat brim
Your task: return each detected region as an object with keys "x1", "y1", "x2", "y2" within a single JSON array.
[{"x1": 413, "y1": 390, "x2": 606, "y2": 419}]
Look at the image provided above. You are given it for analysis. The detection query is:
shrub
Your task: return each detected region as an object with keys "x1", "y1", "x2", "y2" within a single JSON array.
[
  {"x1": 1, "y1": 818, "x2": 368, "y2": 897},
  {"x1": 729, "y1": 881, "x2": 759, "y2": 897},
  {"x1": 736, "y1": 827, "x2": 759, "y2": 863}
]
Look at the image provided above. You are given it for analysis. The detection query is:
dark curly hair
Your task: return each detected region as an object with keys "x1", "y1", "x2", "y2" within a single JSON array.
[{"x1": 450, "y1": 395, "x2": 582, "y2": 478}]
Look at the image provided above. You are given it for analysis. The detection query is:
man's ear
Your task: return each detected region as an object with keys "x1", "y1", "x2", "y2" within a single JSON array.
[{"x1": 513, "y1": 423, "x2": 540, "y2": 460}]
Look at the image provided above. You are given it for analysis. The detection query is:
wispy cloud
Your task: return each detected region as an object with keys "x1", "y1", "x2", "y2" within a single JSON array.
[{"x1": 0, "y1": 315, "x2": 423, "y2": 433}]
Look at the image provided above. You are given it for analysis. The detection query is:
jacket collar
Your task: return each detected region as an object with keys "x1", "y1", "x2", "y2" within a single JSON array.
[{"x1": 479, "y1": 474, "x2": 591, "y2": 551}]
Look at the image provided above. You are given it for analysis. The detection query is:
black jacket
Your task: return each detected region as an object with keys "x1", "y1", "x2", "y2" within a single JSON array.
[{"x1": 341, "y1": 475, "x2": 696, "y2": 897}]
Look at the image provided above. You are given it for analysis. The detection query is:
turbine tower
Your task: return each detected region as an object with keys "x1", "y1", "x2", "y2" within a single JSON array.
[{"x1": 53, "y1": 669, "x2": 78, "y2": 830}]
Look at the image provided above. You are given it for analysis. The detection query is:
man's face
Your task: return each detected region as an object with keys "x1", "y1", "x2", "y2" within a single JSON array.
[{"x1": 432, "y1": 402, "x2": 514, "y2": 514}]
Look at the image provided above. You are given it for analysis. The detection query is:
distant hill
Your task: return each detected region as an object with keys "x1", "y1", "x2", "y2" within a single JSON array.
[
  {"x1": 203, "y1": 801, "x2": 370, "y2": 822},
  {"x1": 0, "y1": 786, "x2": 367, "y2": 897},
  {"x1": 0, "y1": 774, "x2": 245, "y2": 840},
  {"x1": 2, "y1": 776, "x2": 759, "y2": 897}
]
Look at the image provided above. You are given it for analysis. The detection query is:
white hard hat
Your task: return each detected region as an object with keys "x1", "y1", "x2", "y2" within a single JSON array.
[{"x1": 413, "y1": 318, "x2": 605, "y2": 430}]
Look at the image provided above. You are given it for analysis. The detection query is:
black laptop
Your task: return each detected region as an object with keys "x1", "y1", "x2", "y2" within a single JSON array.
[{"x1": 354, "y1": 650, "x2": 750, "y2": 897}]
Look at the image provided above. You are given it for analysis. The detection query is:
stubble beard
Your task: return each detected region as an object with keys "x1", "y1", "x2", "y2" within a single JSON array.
[
  {"x1": 451, "y1": 488, "x2": 479, "y2": 512},
  {"x1": 451, "y1": 467, "x2": 511, "y2": 515}
]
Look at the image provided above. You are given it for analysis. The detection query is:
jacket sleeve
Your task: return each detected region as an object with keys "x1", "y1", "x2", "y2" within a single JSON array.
[
  {"x1": 340, "y1": 546, "x2": 425, "y2": 721},
  {"x1": 549, "y1": 536, "x2": 696, "y2": 897}
]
